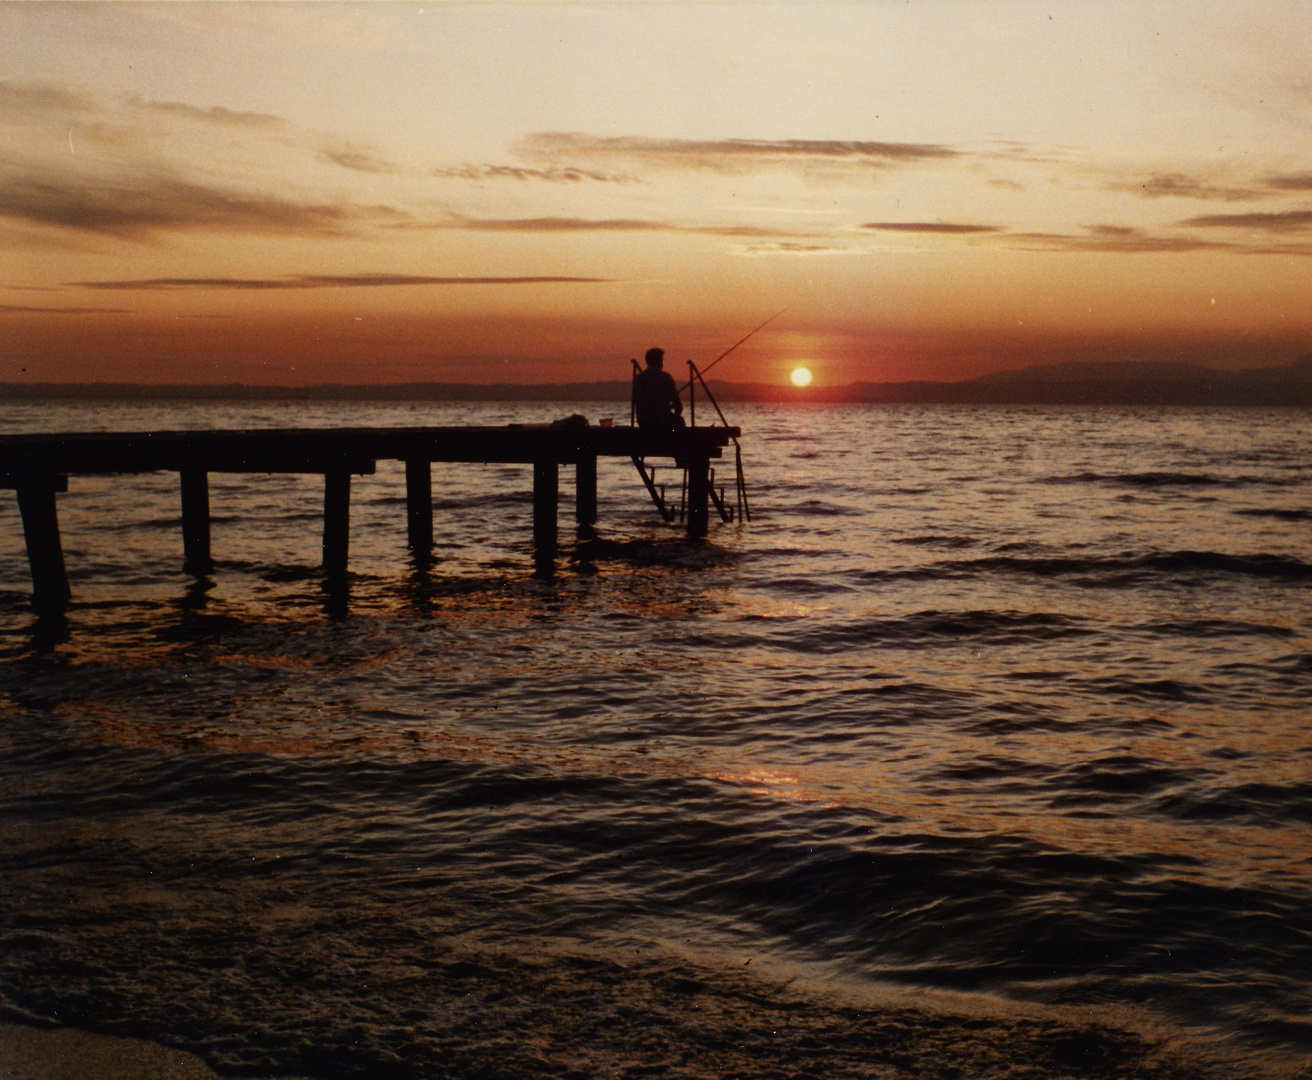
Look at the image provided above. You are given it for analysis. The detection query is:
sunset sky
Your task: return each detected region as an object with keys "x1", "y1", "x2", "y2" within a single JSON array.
[{"x1": 5, "y1": 1, "x2": 1312, "y2": 386}]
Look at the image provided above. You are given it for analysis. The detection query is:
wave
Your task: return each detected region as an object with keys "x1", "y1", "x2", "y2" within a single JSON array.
[
  {"x1": 1156, "y1": 781, "x2": 1312, "y2": 826},
  {"x1": 891, "y1": 534, "x2": 980, "y2": 549},
  {"x1": 1135, "y1": 618, "x2": 1294, "y2": 639},
  {"x1": 1049, "y1": 753, "x2": 1195, "y2": 800},
  {"x1": 764, "y1": 609, "x2": 1091, "y2": 653},
  {"x1": 1234, "y1": 507, "x2": 1312, "y2": 522},
  {"x1": 859, "y1": 550, "x2": 1312, "y2": 585},
  {"x1": 786, "y1": 498, "x2": 865, "y2": 517},
  {"x1": 1083, "y1": 674, "x2": 1208, "y2": 701},
  {"x1": 1043, "y1": 471, "x2": 1298, "y2": 490}
]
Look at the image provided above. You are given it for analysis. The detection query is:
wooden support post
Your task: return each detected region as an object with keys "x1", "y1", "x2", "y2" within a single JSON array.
[
  {"x1": 16, "y1": 475, "x2": 70, "y2": 615},
  {"x1": 533, "y1": 459, "x2": 558, "y2": 554},
  {"x1": 323, "y1": 470, "x2": 351, "y2": 574},
  {"x1": 180, "y1": 468, "x2": 212, "y2": 573},
  {"x1": 686, "y1": 452, "x2": 710, "y2": 539},
  {"x1": 575, "y1": 455, "x2": 597, "y2": 526},
  {"x1": 405, "y1": 459, "x2": 432, "y2": 554}
]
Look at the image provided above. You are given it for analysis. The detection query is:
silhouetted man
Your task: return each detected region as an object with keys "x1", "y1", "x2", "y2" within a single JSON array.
[{"x1": 632, "y1": 348, "x2": 685, "y2": 433}]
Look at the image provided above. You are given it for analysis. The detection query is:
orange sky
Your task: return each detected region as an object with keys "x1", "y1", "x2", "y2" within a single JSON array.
[{"x1": 4, "y1": 1, "x2": 1312, "y2": 386}]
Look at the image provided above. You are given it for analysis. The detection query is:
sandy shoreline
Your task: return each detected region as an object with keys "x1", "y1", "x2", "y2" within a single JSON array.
[
  {"x1": 0, "y1": 1023, "x2": 309, "y2": 1080},
  {"x1": 0, "y1": 1022, "x2": 219, "y2": 1080}
]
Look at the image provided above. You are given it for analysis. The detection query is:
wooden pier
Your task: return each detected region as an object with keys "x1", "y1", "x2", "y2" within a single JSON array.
[{"x1": 0, "y1": 422, "x2": 740, "y2": 615}]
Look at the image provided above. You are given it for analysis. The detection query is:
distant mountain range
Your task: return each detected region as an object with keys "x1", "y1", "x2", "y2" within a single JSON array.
[
  {"x1": 721, "y1": 356, "x2": 1312, "y2": 406},
  {"x1": 4, "y1": 356, "x2": 1312, "y2": 406}
]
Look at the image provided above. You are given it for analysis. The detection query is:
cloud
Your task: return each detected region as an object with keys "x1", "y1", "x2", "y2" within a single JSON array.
[
  {"x1": 860, "y1": 220, "x2": 1312, "y2": 255},
  {"x1": 1181, "y1": 208, "x2": 1312, "y2": 232},
  {"x1": 1, "y1": 81, "x2": 285, "y2": 143},
  {"x1": 1243, "y1": 241, "x2": 1312, "y2": 256},
  {"x1": 1265, "y1": 173, "x2": 1312, "y2": 191},
  {"x1": 456, "y1": 216, "x2": 661, "y2": 232},
  {"x1": 518, "y1": 133, "x2": 961, "y2": 174},
  {"x1": 319, "y1": 141, "x2": 405, "y2": 175},
  {"x1": 873, "y1": 220, "x2": 1261, "y2": 255},
  {"x1": 132, "y1": 98, "x2": 287, "y2": 130},
  {"x1": 734, "y1": 242, "x2": 864, "y2": 257},
  {"x1": 1, "y1": 80, "x2": 416, "y2": 240},
  {"x1": 388, "y1": 213, "x2": 786, "y2": 238},
  {"x1": 0, "y1": 81, "x2": 376, "y2": 238},
  {"x1": 1007, "y1": 226, "x2": 1231, "y2": 254},
  {"x1": 430, "y1": 163, "x2": 635, "y2": 184},
  {"x1": 862, "y1": 222, "x2": 1001, "y2": 234},
  {"x1": 74, "y1": 274, "x2": 614, "y2": 290},
  {"x1": 1117, "y1": 173, "x2": 1262, "y2": 201},
  {"x1": 0, "y1": 303, "x2": 129, "y2": 313},
  {"x1": 0, "y1": 80, "x2": 97, "y2": 116},
  {"x1": 0, "y1": 168, "x2": 406, "y2": 238},
  {"x1": 323, "y1": 146, "x2": 637, "y2": 184},
  {"x1": 1175, "y1": 208, "x2": 1312, "y2": 233}
]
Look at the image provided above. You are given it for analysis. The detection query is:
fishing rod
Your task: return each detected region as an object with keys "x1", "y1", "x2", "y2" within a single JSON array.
[{"x1": 678, "y1": 304, "x2": 791, "y2": 391}]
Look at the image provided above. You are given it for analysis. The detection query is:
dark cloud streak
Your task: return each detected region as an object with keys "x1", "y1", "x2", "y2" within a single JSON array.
[
  {"x1": 319, "y1": 144, "x2": 402, "y2": 175},
  {"x1": 862, "y1": 222, "x2": 1001, "y2": 233},
  {"x1": 1181, "y1": 208, "x2": 1312, "y2": 232},
  {"x1": 520, "y1": 133, "x2": 960, "y2": 171},
  {"x1": 1263, "y1": 173, "x2": 1312, "y2": 191},
  {"x1": 1119, "y1": 174, "x2": 1261, "y2": 201},
  {"x1": 388, "y1": 213, "x2": 784, "y2": 238},
  {"x1": 858, "y1": 221, "x2": 1243, "y2": 253},
  {"x1": 74, "y1": 274, "x2": 614, "y2": 291},
  {"x1": 431, "y1": 164, "x2": 635, "y2": 184},
  {"x1": 0, "y1": 80, "x2": 96, "y2": 115},
  {"x1": 461, "y1": 216, "x2": 775, "y2": 236},
  {"x1": 0, "y1": 303, "x2": 130, "y2": 313},
  {"x1": 0, "y1": 171, "x2": 406, "y2": 238},
  {"x1": 1006, "y1": 228, "x2": 1229, "y2": 254},
  {"x1": 133, "y1": 98, "x2": 287, "y2": 130}
]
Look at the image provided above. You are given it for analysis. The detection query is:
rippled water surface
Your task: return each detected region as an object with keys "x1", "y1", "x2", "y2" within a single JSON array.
[{"x1": 0, "y1": 401, "x2": 1309, "y2": 1079}]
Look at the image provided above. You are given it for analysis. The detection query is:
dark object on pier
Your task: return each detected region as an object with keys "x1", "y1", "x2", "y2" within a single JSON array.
[{"x1": 0, "y1": 422, "x2": 740, "y2": 615}]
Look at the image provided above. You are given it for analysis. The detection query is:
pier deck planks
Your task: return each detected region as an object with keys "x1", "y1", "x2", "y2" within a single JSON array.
[{"x1": 0, "y1": 424, "x2": 736, "y2": 478}]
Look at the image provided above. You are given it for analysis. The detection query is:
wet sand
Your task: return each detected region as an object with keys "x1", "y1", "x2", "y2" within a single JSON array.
[{"x1": 0, "y1": 1023, "x2": 227, "y2": 1080}]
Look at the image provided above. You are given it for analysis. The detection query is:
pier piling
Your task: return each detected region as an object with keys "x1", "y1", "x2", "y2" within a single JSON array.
[
  {"x1": 322, "y1": 470, "x2": 351, "y2": 574},
  {"x1": 180, "y1": 468, "x2": 212, "y2": 574},
  {"x1": 405, "y1": 459, "x2": 432, "y2": 556},
  {"x1": 575, "y1": 456, "x2": 597, "y2": 527},
  {"x1": 686, "y1": 453, "x2": 711, "y2": 539},
  {"x1": 533, "y1": 459, "x2": 558, "y2": 554},
  {"x1": 16, "y1": 475, "x2": 70, "y2": 616}
]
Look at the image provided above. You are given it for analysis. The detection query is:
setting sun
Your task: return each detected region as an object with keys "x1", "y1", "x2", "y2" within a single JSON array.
[{"x1": 791, "y1": 368, "x2": 813, "y2": 387}]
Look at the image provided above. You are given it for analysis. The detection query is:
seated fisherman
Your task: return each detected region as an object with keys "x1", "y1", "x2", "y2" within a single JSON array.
[{"x1": 632, "y1": 348, "x2": 686, "y2": 433}]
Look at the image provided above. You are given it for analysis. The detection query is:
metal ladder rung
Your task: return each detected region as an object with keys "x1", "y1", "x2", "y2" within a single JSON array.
[{"x1": 632, "y1": 455, "x2": 677, "y2": 522}]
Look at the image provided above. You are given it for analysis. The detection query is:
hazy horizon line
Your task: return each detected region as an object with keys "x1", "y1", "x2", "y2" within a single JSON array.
[{"x1": 3, "y1": 355, "x2": 1310, "y2": 408}]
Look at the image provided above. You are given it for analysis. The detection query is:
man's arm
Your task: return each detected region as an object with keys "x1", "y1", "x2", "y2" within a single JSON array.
[{"x1": 665, "y1": 372, "x2": 683, "y2": 414}]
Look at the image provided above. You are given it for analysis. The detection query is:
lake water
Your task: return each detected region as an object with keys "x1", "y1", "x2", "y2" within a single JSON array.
[{"x1": 0, "y1": 400, "x2": 1308, "y2": 1080}]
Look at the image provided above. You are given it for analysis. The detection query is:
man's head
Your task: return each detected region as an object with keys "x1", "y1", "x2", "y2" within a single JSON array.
[{"x1": 644, "y1": 347, "x2": 664, "y2": 370}]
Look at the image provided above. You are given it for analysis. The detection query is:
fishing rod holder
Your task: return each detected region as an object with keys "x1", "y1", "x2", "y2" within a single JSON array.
[{"x1": 686, "y1": 360, "x2": 751, "y2": 525}]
